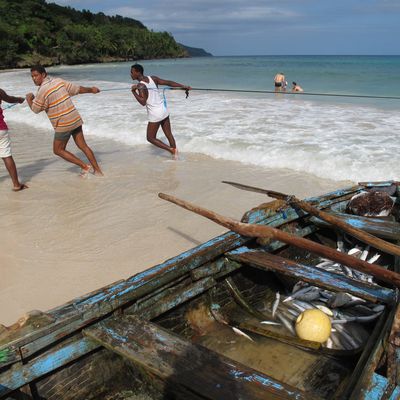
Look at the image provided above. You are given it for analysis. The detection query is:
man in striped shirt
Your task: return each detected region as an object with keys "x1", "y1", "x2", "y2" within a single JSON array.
[{"x1": 26, "y1": 65, "x2": 103, "y2": 176}]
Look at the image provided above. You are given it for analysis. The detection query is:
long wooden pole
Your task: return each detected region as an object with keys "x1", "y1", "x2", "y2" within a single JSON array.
[
  {"x1": 159, "y1": 193, "x2": 400, "y2": 288},
  {"x1": 222, "y1": 181, "x2": 400, "y2": 258}
]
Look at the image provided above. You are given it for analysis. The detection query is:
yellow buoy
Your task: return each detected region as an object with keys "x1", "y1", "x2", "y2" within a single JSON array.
[{"x1": 295, "y1": 309, "x2": 331, "y2": 343}]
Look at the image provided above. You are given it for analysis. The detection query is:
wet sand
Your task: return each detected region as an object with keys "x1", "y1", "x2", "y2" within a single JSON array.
[{"x1": 0, "y1": 122, "x2": 351, "y2": 326}]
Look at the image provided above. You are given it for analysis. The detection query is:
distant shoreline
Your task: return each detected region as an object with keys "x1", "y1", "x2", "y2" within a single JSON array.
[{"x1": 0, "y1": 55, "x2": 191, "y2": 72}]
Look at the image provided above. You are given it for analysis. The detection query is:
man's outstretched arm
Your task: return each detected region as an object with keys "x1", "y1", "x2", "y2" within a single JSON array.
[
  {"x1": 0, "y1": 89, "x2": 24, "y2": 104},
  {"x1": 152, "y1": 77, "x2": 191, "y2": 90},
  {"x1": 79, "y1": 86, "x2": 100, "y2": 94}
]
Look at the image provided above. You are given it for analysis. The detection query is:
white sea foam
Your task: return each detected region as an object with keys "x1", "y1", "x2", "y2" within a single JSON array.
[{"x1": 2, "y1": 69, "x2": 400, "y2": 182}]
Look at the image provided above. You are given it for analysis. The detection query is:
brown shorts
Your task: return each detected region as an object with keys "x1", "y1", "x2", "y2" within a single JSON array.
[{"x1": 54, "y1": 126, "x2": 82, "y2": 141}]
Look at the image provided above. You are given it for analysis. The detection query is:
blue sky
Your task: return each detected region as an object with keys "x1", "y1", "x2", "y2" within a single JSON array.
[{"x1": 49, "y1": 0, "x2": 400, "y2": 56}]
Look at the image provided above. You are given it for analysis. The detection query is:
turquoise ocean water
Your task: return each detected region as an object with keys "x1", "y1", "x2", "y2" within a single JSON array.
[{"x1": 2, "y1": 56, "x2": 400, "y2": 181}]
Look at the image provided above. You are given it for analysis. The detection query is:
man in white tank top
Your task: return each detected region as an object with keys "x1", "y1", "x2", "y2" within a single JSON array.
[{"x1": 130, "y1": 64, "x2": 190, "y2": 159}]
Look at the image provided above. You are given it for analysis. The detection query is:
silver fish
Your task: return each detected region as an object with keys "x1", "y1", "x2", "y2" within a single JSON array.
[
  {"x1": 284, "y1": 286, "x2": 313, "y2": 303},
  {"x1": 360, "y1": 246, "x2": 370, "y2": 261},
  {"x1": 329, "y1": 292, "x2": 354, "y2": 308},
  {"x1": 292, "y1": 281, "x2": 307, "y2": 293},
  {"x1": 334, "y1": 324, "x2": 360, "y2": 348},
  {"x1": 296, "y1": 289, "x2": 321, "y2": 302},
  {"x1": 276, "y1": 313, "x2": 296, "y2": 335},
  {"x1": 372, "y1": 304, "x2": 385, "y2": 313},
  {"x1": 232, "y1": 327, "x2": 254, "y2": 342},
  {"x1": 316, "y1": 305, "x2": 333, "y2": 316},
  {"x1": 272, "y1": 292, "x2": 280, "y2": 318},
  {"x1": 368, "y1": 253, "x2": 381, "y2": 264},
  {"x1": 354, "y1": 313, "x2": 382, "y2": 323}
]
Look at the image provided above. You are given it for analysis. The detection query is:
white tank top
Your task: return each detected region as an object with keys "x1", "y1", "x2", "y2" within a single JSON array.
[{"x1": 140, "y1": 76, "x2": 169, "y2": 123}]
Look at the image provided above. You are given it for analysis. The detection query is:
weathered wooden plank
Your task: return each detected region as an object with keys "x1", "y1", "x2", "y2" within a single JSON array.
[
  {"x1": 0, "y1": 337, "x2": 98, "y2": 398},
  {"x1": 227, "y1": 249, "x2": 395, "y2": 304},
  {"x1": 344, "y1": 308, "x2": 393, "y2": 400},
  {"x1": 243, "y1": 185, "x2": 361, "y2": 224},
  {"x1": 84, "y1": 315, "x2": 318, "y2": 400},
  {"x1": 310, "y1": 212, "x2": 400, "y2": 241},
  {"x1": 357, "y1": 373, "x2": 389, "y2": 400},
  {"x1": 139, "y1": 277, "x2": 216, "y2": 320},
  {"x1": 190, "y1": 259, "x2": 226, "y2": 281},
  {"x1": 388, "y1": 385, "x2": 400, "y2": 400},
  {"x1": 358, "y1": 181, "x2": 398, "y2": 187},
  {"x1": 0, "y1": 278, "x2": 217, "y2": 394},
  {"x1": 387, "y1": 302, "x2": 400, "y2": 388}
]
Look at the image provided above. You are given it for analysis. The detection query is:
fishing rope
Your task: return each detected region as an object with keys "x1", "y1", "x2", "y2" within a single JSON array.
[
  {"x1": 101, "y1": 86, "x2": 400, "y2": 100},
  {"x1": 3, "y1": 87, "x2": 399, "y2": 113},
  {"x1": 2, "y1": 103, "x2": 18, "y2": 110}
]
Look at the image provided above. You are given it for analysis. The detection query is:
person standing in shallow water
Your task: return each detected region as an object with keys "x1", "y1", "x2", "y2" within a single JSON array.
[
  {"x1": 130, "y1": 64, "x2": 191, "y2": 159},
  {"x1": 274, "y1": 72, "x2": 286, "y2": 92},
  {"x1": 26, "y1": 65, "x2": 103, "y2": 177},
  {"x1": 0, "y1": 89, "x2": 28, "y2": 191}
]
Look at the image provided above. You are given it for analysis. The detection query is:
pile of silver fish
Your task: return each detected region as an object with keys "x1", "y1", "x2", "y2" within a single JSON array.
[{"x1": 262, "y1": 238, "x2": 386, "y2": 351}]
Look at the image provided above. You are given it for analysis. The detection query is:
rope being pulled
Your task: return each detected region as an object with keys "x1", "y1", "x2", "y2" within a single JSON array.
[
  {"x1": 3, "y1": 87, "x2": 399, "y2": 113},
  {"x1": 2, "y1": 103, "x2": 18, "y2": 110},
  {"x1": 101, "y1": 86, "x2": 400, "y2": 101}
]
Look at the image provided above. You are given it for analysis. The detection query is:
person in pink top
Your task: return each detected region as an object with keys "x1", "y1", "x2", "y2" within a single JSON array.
[{"x1": 0, "y1": 89, "x2": 27, "y2": 191}]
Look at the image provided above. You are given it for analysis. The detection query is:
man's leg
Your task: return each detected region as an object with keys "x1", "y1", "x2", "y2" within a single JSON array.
[
  {"x1": 53, "y1": 137, "x2": 88, "y2": 170},
  {"x1": 147, "y1": 120, "x2": 175, "y2": 155},
  {"x1": 160, "y1": 117, "x2": 176, "y2": 148},
  {"x1": 72, "y1": 129, "x2": 103, "y2": 175},
  {"x1": 2, "y1": 156, "x2": 27, "y2": 191}
]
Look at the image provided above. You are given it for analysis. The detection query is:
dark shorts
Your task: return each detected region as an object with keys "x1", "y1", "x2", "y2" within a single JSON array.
[
  {"x1": 274, "y1": 82, "x2": 282, "y2": 87},
  {"x1": 54, "y1": 126, "x2": 82, "y2": 141}
]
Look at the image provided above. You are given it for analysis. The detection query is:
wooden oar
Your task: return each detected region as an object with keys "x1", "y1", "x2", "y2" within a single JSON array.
[
  {"x1": 222, "y1": 181, "x2": 400, "y2": 258},
  {"x1": 158, "y1": 193, "x2": 400, "y2": 288}
]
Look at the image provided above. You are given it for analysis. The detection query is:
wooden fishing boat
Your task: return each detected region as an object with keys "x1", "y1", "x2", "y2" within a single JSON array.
[{"x1": 1, "y1": 181, "x2": 400, "y2": 400}]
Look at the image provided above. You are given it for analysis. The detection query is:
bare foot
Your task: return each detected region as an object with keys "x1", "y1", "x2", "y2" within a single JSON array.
[
  {"x1": 12, "y1": 183, "x2": 28, "y2": 192},
  {"x1": 93, "y1": 169, "x2": 104, "y2": 177},
  {"x1": 79, "y1": 165, "x2": 92, "y2": 178},
  {"x1": 171, "y1": 148, "x2": 178, "y2": 160}
]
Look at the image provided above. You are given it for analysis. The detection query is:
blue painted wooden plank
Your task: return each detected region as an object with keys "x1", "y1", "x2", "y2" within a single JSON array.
[
  {"x1": 140, "y1": 276, "x2": 216, "y2": 320},
  {"x1": 84, "y1": 315, "x2": 316, "y2": 400},
  {"x1": 245, "y1": 186, "x2": 361, "y2": 225},
  {"x1": 0, "y1": 338, "x2": 98, "y2": 397},
  {"x1": 388, "y1": 385, "x2": 400, "y2": 400},
  {"x1": 362, "y1": 373, "x2": 389, "y2": 400},
  {"x1": 227, "y1": 248, "x2": 395, "y2": 304}
]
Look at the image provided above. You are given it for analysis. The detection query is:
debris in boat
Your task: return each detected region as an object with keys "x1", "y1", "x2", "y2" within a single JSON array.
[
  {"x1": 295, "y1": 309, "x2": 332, "y2": 343},
  {"x1": 346, "y1": 190, "x2": 395, "y2": 216},
  {"x1": 272, "y1": 292, "x2": 280, "y2": 318},
  {"x1": 232, "y1": 326, "x2": 255, "y2": 342},
  {"x1": 185, "y1": 303, "x2": 217, "y2": 336}
]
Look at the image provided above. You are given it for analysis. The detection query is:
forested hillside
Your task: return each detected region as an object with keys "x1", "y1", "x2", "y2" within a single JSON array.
[{"x1": 0, "y1": 0, "x2": 187, "y2": 68}]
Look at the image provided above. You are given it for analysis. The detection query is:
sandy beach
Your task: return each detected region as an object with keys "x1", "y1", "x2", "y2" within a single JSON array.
[{"x1": 0, "y1": 121, "x2": 351, "y2": 326}]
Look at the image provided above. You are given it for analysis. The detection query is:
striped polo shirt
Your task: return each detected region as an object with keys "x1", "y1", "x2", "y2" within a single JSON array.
[{"x1": 31, "y1": 77, "x2": 83, "y2": 133}]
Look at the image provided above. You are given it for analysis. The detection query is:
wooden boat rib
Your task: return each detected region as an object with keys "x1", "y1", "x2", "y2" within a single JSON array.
[{"x1": 0, "y1": 181, "x2": 399, "y2": 400}]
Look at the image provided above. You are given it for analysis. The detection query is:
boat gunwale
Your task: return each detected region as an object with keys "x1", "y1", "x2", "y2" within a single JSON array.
[{"x1": 0, "y1": 184, "x2": 363, "y2": 361}]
